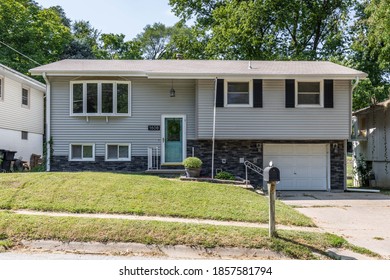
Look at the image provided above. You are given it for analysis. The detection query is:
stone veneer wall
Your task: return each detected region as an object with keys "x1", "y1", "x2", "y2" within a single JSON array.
[
  {"x1": 51, "y1": 156, "x2": 148, "y2": 172},
  {"x1": 50, "y1": 140, "x2": 345, "y2": 190},
  {"x1": 188, "y1": 140, "x2": 345, "y2": 190}
]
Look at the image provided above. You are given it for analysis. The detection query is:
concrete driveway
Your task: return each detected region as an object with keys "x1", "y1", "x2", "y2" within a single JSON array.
[{"x1": 278, "y1": 191, "x2": 390, "y2": 259}]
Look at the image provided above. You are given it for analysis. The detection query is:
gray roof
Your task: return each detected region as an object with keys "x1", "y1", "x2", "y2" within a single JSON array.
[
  {"x1": 30, "y1": 59, "x2": 367, "y2": 79},
  {"x1": 353, "y1": 98, "x2": 390, "y2": 115},
  {"x1": 1, "y1": 63, "x2": 45, "y2": 91}
]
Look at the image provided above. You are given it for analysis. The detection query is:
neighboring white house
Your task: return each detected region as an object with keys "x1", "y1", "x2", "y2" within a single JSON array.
[
  {"x1": 30, "y1": 59, "x2": 366, "y2": 191},
  {"x1": 0, "y1": 63, "x2": 45, "y2": 163},
  {"x1": 352, "y1": 99, "x2": 390, "y2": 187}
]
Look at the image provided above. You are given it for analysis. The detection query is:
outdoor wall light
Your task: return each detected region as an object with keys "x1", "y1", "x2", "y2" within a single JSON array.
[{"x1": 170, "y1": 80, "x2": 175, "y2": 97}]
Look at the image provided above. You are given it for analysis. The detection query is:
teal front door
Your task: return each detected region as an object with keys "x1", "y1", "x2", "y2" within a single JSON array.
[{"x1": 163, "y1": 117, "x2": 184, "y2": 163}]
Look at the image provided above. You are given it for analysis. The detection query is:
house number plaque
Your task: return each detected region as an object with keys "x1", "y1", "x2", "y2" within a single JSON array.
[{"x1": 148, "y1": 125, "x2": 160, "y2": 131}]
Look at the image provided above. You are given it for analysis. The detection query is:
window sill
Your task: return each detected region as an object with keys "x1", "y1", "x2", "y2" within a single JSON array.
[
  {"x1": 105, "y1": 159, "x2": 131, "y2": 162},
  {"x1": 70, "y1": 114, "x2": 131, "y2": 117},
  {"x1": 224, "y1": 104, "x2": 252, "y2": 108},
  {"x1": 68, "y1": 159, "x2": 95, "y2": 162}
]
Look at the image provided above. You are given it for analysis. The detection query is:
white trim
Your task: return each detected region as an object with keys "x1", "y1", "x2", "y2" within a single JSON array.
[
  {"x1": 70, "y1": 80, "x2": 131, "y2": 117},
  {"x1": 161, "y1": 114, "x2": 187, "y2": 164},
  {"x1": 105, "y1": 143, "x2": 132, "y2": 161},
  {"x1": 69, "y1": 143, "x2": 95, "y2": 161},
  {"x1": 295, "y1": 80, "x2": 323, "y2": 108},
  {"x1": 224, "y1": 79, "x2": 253, "y2": 107},
  {"x1": 0, "y1": 76, "x2": 3, "y2": 101}
]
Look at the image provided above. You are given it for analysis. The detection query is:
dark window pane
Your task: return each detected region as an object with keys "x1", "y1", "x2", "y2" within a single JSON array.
[
  {"x1": 228, "y1": 93, "x2": 249, "y2": 104},
  {"x1": 71, "y1": 145, "x2": 82, "y2": 159},
  {"x1": 298, "y1": 93, "x2": 320, "y2": 105},
  {"x1": 72, "y1": 84, "x2": 83, "y2": 113},
  {"x1": 166, "y1": 119, "x2": 182, "y2": 141},
  {"x1": 228, "y1": 82, "x2": 249, "y2": 93},
  {"x1": 102, "y1": 83, "x2": 113, "y2": 113},
  {"x1": 22, "y1": 88, "x2": 29, "y2": 106},
  {"x1": 87, "y1": 83, "x2": 98, "y2": 113},
  {"x1": 117, "y1": 83, "x2": 128, "y2": 114},
  {"x1": 107, "y1": 145, "x2": 117, "y2": 159},
  {"x1": 83, "y1": 145, "x2": 93, "y2": 158},
  {"x1": 298, "y1": 82, "x2": 320, "y2": 93},
  {"x1": 119, "y1": 146, "x2": 128, "y2": 158}
]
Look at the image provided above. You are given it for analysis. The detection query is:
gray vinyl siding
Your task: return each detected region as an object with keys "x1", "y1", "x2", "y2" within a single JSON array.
[
  {"x1": 50, "y1": 77, "x2": 195, "y2": 157},
  {"x1": 197, "y1": 79, "x2": 351, "y2": 140}
]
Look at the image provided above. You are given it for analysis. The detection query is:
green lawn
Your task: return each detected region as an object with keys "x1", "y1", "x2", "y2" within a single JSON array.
[
  {"x1": 0, "y1": 212, "x2": 378, "y2": 260},
  {"x1": 0, "y1": 172, "x2": 313, "y2": 227}
]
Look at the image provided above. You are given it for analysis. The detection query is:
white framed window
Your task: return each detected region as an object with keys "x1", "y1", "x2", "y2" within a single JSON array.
[
  {"x1": 105, "y1": 144, "x2": 131, "y2": 161},
  {"x1": 70, "y1": 81, "x2": 131, "y2": 116},
  {"x1": 22, "y1": 87, "x2": 30, "y2": 108},
  {"x1": 0, "y1": 78, "x2": 3, "y2": 101},
  {"x1": 295, "y1": 80, "x2": 323, "y2": 107},
  {"x1": 224, "y1": 80, "x2": 253, "y2": 107},
  {"x1": 69, "y1": 144, "x2": 95, "y2": 161}
]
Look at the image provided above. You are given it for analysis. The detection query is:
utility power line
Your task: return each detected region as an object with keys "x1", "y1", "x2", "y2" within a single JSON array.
[{"x1": 0, "y1": 40, "x2": 42, "y2": 66}]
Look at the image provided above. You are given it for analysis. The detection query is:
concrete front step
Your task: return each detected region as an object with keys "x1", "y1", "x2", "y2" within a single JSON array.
[{"x1": 145, "y1": 169, "x2": 185, "y2": 175}]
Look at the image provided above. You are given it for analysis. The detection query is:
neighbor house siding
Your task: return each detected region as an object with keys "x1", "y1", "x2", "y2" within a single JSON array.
[
  {"x1": 49, "y1": 77, "x2": 196, "y2": 158},
  {"x1": 354, "y1": 108, "x2": 390, "y2": 187},
  {"x1": 0, "y1": 76, "x2": 44, "y2": 135},
  {"x1": 197, "y1": 79, "x2": 351, "y2": 140}
]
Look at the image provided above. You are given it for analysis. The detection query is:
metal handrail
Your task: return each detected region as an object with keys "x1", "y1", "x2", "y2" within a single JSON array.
[{"x1": 244, "y1": 160, "x2": 263, "y2": 187}]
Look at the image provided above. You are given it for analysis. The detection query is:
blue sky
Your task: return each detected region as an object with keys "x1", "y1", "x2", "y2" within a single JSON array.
[{"x1": 35, "y1": 0, "x2": 180, "y2": 40}]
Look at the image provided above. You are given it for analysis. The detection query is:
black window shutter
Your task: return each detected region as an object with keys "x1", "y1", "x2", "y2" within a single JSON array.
[
  {"x1": 216, "y1": 79, "x2": 224, "y2": 107},
  {"x1": 324, "y1": 79, "x2": 334, "y2": 108},
  {"x1": 253, "y1": 79, "x2": 263, "y2": 108},
  {"x1": 285, "y1": 79, "x2": 295, "y2": 108}
]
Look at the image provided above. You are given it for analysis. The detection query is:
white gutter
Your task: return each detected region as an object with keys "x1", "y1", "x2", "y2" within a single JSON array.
[
  {"x1": 211, "y1": 78, "x2": 218, "y2": 179},
  {"x1": 42, "y1": 72, "x2": 51, "y2": 172}
]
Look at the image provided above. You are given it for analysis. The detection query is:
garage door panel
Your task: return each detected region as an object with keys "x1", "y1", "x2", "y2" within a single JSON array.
[{"x1": 263, "y1": 144, "x2": 328, "y2": 191}]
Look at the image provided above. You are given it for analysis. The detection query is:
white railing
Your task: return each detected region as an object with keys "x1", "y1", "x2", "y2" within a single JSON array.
[
  {"x1": 147, "y1": 146, "x2": 160, "y2": 170},
  {"x1": 244, "y1": 160, "x2": 263, "y2": 187}
]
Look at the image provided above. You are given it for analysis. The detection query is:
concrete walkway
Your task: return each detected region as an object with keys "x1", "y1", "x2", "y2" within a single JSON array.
[{"x1": 11, "y1": 209, "x2": 322, "y2": 233}]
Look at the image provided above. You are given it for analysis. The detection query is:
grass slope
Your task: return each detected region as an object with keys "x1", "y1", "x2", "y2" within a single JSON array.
[{"x1": 0, "y1": 172, "x2": 313, "y2": 227}]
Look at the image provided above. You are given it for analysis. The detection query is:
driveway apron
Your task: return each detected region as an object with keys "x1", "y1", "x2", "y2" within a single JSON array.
[{"x1": 278, "y1": 191, "x2": 390, "y2": 259}]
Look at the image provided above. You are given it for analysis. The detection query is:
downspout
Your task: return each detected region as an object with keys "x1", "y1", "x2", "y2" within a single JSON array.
[
  {"x1": 42, "y1": 72, "x2": 51, "y2": 171},
  {"x1": 211, "y1": 77, "x2": 218, "y2": 178}
]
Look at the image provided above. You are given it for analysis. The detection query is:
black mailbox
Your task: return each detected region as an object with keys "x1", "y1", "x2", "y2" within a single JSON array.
[{"x1": 263, "y1": 166, "x2": 280, "y2": 182}]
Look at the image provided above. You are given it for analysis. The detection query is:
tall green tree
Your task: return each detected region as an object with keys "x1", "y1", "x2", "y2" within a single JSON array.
[
  {"x1": 94, "y1": 33, "x2": 141, "y2": 59},
  {"x1": 135, "y1": 22, "x2": 208, "y2": 59},
  {"x1": 350, "y1": 0, "x2": 390, "y2": 110},
  {"x1": 0, "y1": 0, "x2": 71, "y2": 74},
  {"x1": 136, "y1": 23, "x2": 174, "y2": 59},
  {"x1": 169, "y1": 0, "x2": 353, "y2": 60}
]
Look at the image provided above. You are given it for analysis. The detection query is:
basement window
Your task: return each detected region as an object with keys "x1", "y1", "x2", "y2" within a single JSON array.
[
  {"x1": 69, "y1": 144, "x2": 95, "y2": 161},
  {"x1": 105, "y1": 144, "x2": 131, "y2": 161}
]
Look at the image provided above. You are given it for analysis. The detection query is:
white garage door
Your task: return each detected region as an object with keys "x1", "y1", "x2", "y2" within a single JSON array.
[{"x1": 263, "y1": 144, "x2": 329, "y2": 191}]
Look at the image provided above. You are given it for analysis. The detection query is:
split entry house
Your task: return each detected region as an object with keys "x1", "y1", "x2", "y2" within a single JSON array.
[{"x1": 30, "y1": 60, "x2": 366, "y2": 191}]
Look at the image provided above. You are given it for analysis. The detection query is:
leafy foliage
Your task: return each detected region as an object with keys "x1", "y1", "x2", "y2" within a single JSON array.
[
  {"x1": 183, "y1": 157, "x2": 203, "y2": 168},
  {"x1": 215, "y1": 171, "x2": 236, "y2": 180}
]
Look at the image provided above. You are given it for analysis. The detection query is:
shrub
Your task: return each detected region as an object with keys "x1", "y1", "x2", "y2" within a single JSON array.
[
  {"x1": 215, "y1": 171, "x2": 236, "y2": 180},
  {"x1": 183, "y1": 157, "x2": 203, "y2": 168}
]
